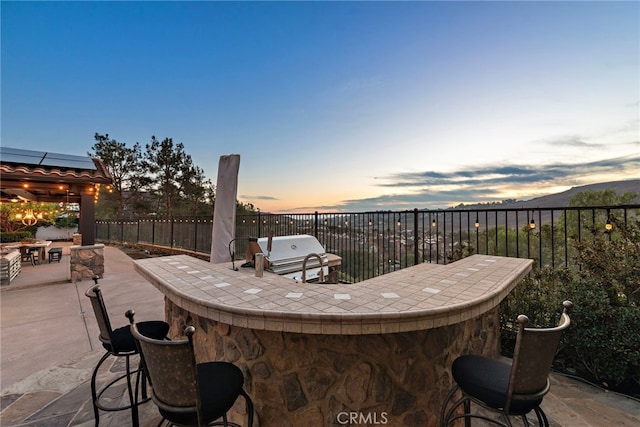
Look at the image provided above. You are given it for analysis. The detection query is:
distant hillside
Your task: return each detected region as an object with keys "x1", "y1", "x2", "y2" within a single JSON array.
[
  {"x1": 444, "y1": 180, "x2": 639, "y2": 229},
  {"x1": 515, "y1": 180, "x2": 640, "y2": 208}
]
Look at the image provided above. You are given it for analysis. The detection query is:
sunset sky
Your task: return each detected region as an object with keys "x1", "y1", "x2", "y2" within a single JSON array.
[{"x1": 2, "y1": 1, "x2": 638, "y2": 213}]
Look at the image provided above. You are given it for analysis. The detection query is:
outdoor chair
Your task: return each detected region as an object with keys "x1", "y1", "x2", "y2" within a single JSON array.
[
  {"x1": 19, "y1": 246, "x2": 35, "y2": 266},
  {"x1": 440, "y1": 300, "x2": 573, "y2": 427},
  {"x1": 85, "y1": 279, "x2": 170, "y2": 427},
  {"x1": 48, "y1": 247, "x2": 63, "y2": 263},
  {"x1": 127, "y1": 310, "x2": 254, "y2": 427},
  {"x1": 28, "y1": 247, "x2": 40, "y2": 264}
]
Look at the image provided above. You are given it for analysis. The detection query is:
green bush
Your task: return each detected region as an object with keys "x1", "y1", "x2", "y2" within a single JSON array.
[
  {"x1": 500, "y1": 216, "x2": 640, "y2": 387},
  {"x1": 54, "y1": 216, "x2": 78, "y2": 229},
  {"x1": 501, "y1": 267, "x2": 640, "y2": 386},
  {"x1": 0, "y1": 231, "x2": 33, "y2": 243}
]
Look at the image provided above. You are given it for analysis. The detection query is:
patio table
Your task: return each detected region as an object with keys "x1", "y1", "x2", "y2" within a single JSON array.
[{"x1": 5, "y1": 241, "x2": 52, "y2": 264}]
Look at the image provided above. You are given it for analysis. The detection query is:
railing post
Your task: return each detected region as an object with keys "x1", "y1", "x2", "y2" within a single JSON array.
[
  {"x1": 494, "y1": 211, "x2": 499, "y2": 256},
  {"x1": 314, "y1": 211, "x2": 319, "y2": 239},
  {"x1": 550, "y1": 210, "x2": 555, "y2": 268},
  {"x1": 171, "y1": 216, "x2": 175, "y2": 248},
  {"x1": 527, "y1": 210, "x2": 532, "y2": 260},
  {"x1": 515, "y1": 211, "x2": 519, "y2": 258},
  {"x1": 538, "y1": 210, "x2": 543, "y2": 268},
  {"x1": 475, "y1": 211, "x2": 480, "y2": 254},
  {"x1": 413, "y1": 208, "x2": 419, "y2": 266}
]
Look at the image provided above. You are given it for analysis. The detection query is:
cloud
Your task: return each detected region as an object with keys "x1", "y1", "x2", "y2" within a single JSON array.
[
  {"x1": 241, "y1": 195, "x2": 279, "y2": 201},
  {"x1": 381, "y1": 155, "x2": 639, "y2": 187},
  {"x1": 539, "y1": 135, "x2": 600, "y2": 149},
  {"x1": 321, "y1": 154, "x2": 640, "y2": 212}
]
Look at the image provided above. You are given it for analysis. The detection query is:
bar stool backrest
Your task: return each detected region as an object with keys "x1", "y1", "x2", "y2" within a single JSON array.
[
  {"x1": 506, "y1": 301, "x2": 572, "y2": 411},
  {"x1": 85, "y1": 285, "x2": 116, "y2": 351},
  {"x1": 130, "y1": 323, "x2": 200, "y2": 411}
]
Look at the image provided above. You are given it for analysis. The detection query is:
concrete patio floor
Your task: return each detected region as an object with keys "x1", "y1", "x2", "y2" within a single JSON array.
[{"x1": 1, "y1": 242, "x2": 639, "y2": 426}]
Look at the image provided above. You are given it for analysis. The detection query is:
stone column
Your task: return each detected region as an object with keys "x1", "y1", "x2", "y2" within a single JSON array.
[{"x1": 70, "y1": 244, "x2": 105, "y2": 282}]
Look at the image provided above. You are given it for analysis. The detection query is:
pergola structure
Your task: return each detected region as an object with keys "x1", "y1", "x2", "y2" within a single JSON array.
[{"x1": 0, "y1": 147, "x2": 113, "y2": 245}]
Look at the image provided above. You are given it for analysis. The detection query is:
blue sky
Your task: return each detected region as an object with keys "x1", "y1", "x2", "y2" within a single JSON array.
[{"x1": 2, "y1": 1, "x2": 638, "y2": 213}]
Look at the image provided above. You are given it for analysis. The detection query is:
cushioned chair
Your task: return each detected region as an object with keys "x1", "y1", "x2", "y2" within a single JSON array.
[
  {"x1": 85, "y1": 280, "x2": 170, "y2": 427},
  {"x1": 127, "y1": 310, "x2": 254, "y2": 427},
  {"x1": 440, "y1": 300, "x2": 573, "y2": 427}
]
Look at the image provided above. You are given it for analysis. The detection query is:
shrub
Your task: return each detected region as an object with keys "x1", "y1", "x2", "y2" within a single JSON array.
[
  {"x1": 55, "y1": 216, "x2": 79, "y2": 229},
  {"x1": 500, "y1": 215, "x2": 640, "y2": 388},
  {"x1": 0, "y1": 231, "x2": 33, "y2": 243}
]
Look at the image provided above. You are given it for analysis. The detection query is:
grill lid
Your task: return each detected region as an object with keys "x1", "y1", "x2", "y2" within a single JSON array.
[{"x1": 257, "y1": 234, "x2": 328, "y2": 281}]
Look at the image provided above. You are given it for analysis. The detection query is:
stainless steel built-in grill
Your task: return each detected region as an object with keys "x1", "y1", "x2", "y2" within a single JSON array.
[{"x1": 254, "y1": 234, "x2": 329, "y2": 282}]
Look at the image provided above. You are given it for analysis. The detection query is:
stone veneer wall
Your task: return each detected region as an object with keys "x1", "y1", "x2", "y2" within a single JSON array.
[
  {"x1": 165, "y1": 299, "x2": 500, "y2": 427},
  {"x1": 70, "y1": 244, "x2": 104, "y2": 282}
]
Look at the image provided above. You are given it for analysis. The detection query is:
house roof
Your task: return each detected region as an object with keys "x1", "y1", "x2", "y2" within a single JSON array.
[{"x1": 0, "y1": 147, "x2": 113, "y2": 203}]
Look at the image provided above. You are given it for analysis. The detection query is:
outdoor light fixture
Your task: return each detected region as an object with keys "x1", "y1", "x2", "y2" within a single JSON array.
[
  {"x1": 475, "y1": 218, "x2": 480, "y2": 229},
  {"x1": 368, "y1": 218, "x2": 373, "y2": 226},
  {"x1": 16, "y1": 208, "x2": 42, "y2": 226},
  {"x1": 529, "y1": 218, "x2": 536, "y2": 230},
  {"x1": 397, "y1": 216, "x2": 401, "y2": 227},
  {"x1": 605, "y1": 218, "x2": 613, "y2": 231},
  {"x1": 432, "y1": 219, "x2": 437, "y2": 227}
]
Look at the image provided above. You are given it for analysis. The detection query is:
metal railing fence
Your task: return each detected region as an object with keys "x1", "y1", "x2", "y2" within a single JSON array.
[{"x1": 96, "y1": 205, "x2": 640, "y2": 283}]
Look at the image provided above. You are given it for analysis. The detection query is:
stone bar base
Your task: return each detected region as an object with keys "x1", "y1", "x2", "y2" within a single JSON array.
[
  {"x1": 165, "y1": 299, "x2": 500, "y2": 427},
  {"x1": 70, "y1": 244, "x2": 104, "y2": 282}
]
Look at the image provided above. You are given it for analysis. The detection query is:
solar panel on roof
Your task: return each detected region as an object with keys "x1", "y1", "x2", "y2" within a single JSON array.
[
  {"x1": 0, "y1": 147, "x2": 46, "y2": 166},
  {"x1": 0, "y1": 147, "x2": 97, "y2": 170},
  {"x1": 1, "y1": 147, "x2": 47, "y2": 157},
  {"x1": 0, "y1": 153, "x2": 42, "y2": 164},
  {"x1": 41, "y1": 153, "x2": 96, "y2": 170}
]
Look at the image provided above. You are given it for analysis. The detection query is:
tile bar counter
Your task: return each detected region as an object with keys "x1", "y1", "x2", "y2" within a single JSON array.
[{"x1": 134, "y1": 254, "x2": 532, "y2": 426}]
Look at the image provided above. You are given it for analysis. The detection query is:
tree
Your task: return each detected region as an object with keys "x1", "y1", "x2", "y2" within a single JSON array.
[
  {"x1": 568, "y1": 188, "x2": 638, "y2": 207},
  {"x1": 91, "y1": 133, "x2": 222, "y2": 217},
  {"x1": 558, "y1": 189, "x2": 640, "y2": 268},
  {"x1": 141, "y1": 136, "x2": 191, "y2": 214},
  {"x1": 179, "y1": 161, "x2": 213, "y2": 215},
  {"x1": 90, "y1": 133, "x2": 143, "y2": 218},
  {"x1": 500, "y1": 189, "x2": 640, "y2": 387},
  {"x1": 0, "y1": 202, "x2": 59, "y2": 234}
]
